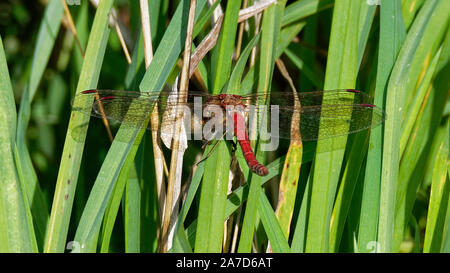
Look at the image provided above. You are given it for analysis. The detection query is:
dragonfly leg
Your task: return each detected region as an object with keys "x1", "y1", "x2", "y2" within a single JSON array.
[{"x1": 195, "y1": 130, "x2": 229, "y2": 166}]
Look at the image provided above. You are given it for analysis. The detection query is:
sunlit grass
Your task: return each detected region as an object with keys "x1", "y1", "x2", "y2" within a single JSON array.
[{"x1": 0, "y1": 0, "x2": 448, "y2": 253}]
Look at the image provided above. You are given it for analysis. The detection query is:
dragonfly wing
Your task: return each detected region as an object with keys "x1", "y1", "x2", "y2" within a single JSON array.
[
  {"x1": 160, "y1": 88, "x2": 190, "y2": 151},
  {"x1": 72, "y1": 90, "x2": 161, "y2": 129},
  {"x1": 240, "y1": 90, "x2": 382, "y2": 141},
  {"x1": 298, "y1": 104, "x2": 385, "y2": 141},
  {"x1": 242, "y1": 103, "x2": 384, "y2": 141},
  {"x1": 240, "y1": 89, "x2": 375, "y2": 107}
]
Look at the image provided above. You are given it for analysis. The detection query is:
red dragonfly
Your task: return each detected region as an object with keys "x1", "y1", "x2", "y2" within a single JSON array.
[{"x1": 73, "y1": 89, "x2": 385, "y2": 176}]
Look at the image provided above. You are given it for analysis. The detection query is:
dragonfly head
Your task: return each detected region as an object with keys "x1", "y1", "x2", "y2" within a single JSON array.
[{"x1": 218, "y1": 94, "x2": 243, "y2": 107}]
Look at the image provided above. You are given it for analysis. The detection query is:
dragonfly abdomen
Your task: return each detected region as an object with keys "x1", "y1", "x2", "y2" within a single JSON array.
[{"x1": 233, "y1": 112, "x2": 268, "y2": 176}]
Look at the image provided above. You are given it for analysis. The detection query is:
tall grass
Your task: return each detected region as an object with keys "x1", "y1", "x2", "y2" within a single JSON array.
[{"x1": 0, "y1": 0, "x2": 448, "y2": 253}]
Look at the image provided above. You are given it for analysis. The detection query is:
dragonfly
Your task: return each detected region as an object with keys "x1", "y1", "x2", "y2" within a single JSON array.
[{"x1": 73, "y1": 89, "x2": 385, "y2": 176}]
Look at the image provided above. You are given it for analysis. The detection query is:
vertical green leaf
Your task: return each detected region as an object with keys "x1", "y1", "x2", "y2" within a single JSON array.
[
  {"x1": 16, "y1": 0, "x2": 64, "y2": 248},
  {"x1": 258, "y1": 191, "x2": 291, "y2": 253},
  {"x1": 306, "y1": 0, "x2": 361, "y2": 253},
  {"x1": 210, "y1": 0, "x2": 242, "y2": 93},
  {"x1": 383, "y1": 0, "x2": 449, "y2": 251},
  {"x1": 358, "y1": 0, "x2": 405, "y2": 253},
  {"x1": 238, "y1": 0, "x2": 286, "y2": 253},
  {"x1": 45, "y1": 0, "x2": 115, "y2": 253},
  {"x1": 72, "y1": 0, "x2": 206, "y2": 252},
  {"x1": 423, "y1": 119, "x2": 449, "y2": 252},
  {"x1": 195, "y1": 0, "x2": 241, "y2": 253},
  {"x1": 194, "y1": 142, "x2": 231, "y2": 252},
  {"x1": 394, "y1": 6, "x2": 450, "y2": 250},
  {"x1": 0, "y1": 36, "x2": 38, "y2": 252}
]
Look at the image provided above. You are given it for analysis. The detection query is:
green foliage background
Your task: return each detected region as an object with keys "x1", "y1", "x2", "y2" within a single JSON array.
[{"x1": 0, "y1": 0, "x2": 448, "y2": 253}]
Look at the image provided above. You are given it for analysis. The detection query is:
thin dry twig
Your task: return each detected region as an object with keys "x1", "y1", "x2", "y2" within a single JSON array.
[
  {"x1": 189, "y1": 15, "x2": 223, "y2": 78},
  {"x1": 189, "y1": 0, "x2": 274, "y2": 78},
  {"x1": 139, "y1": 0, "x2": 168, "y2": 244},
  {"x1": 160, "y1": 0, "x2": 197, "y2": 253},
  {"x1": 61, "y1": 0, "x2": 85, "y2": 58},
  {"x1": 208, "y1": 0, "x2": 223, "y2": 23},
  {"x1": 237, "y1": 0, "x2": 276, "y2": 23},
  {"x1": 275, "y1": 59, "x2": 301, "y2": 142},
  {"x1": 89, "y1": 0, "x2": 132, "y2": 64},
  {"x1": 62, "y1": 0, "x2": 115, "y2": 142},
  {"x1": 93, "y1": 93, "x2": 114, "y2": 142},
  {"x1": 235, "y1": 0, "x2": 248, "y2": 60},
  {"x1": 111, "y1": 10, "x2": 132, "y2": 64}
]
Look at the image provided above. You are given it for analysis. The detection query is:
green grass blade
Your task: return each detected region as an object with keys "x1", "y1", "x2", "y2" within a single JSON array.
[
  {"x1": 194, "y1": 0, "x2": 241, "y2": 253},
  {"x1": 328, "y1": 0, "x2": 379, "y2": 252},
  {"x1": 170, "y1": 157, "x2": 206, "y2": 253},
  {"x1": 401, "y1": 0, "x2": 425, "y2": 29},
  {"x1": 284, "y1": 45, "x2": 324, "y2": 89},
  {"x1": 99, "y1": 149, "x2": 141, "y2": 252},
  {"x1": 356, "y1": 2, "x2": 376, "y2": 71},
  {"x1": 72, "y1": 0, "x2": 207, "y2": 252},
  {"x1": 99, "y1": 29, "x2": 147, "y2": 253},
  {"x1": 275, "y1": 141, "x2": 303, "y2": 240},
  {"x1": 170, "y1": 222, "x2": 193, "y2": 253},
  {"x1": 210, "y1": 0, "x2": 242, "y2": 93},
  {"x1": 258, "y1": 191, "x2": 291, "y2": 253},
  {"x1": 193, "y1": 0, "x2": 222, "y2": 38},
  {"x1": 400, "y1": 47, "x2": 442, "y2": 155},
  {"x1": 305, "y1": 0, "x2": 361, "y2": 253},
  {"x1": 330, "y1": 132, "x2": 369, "y2": 251},
  {"x1": 241, "y1": 20, "x2": 306, "y2": 93},
  {"x1": 194, "y1": 142, "x2": 231, "y2": 252},
  {"x1": 99, "y1": 160, "x2": 130, "y2": 252},
  {"x1": 395, "y1": 15, "x2": 450, "y2": 251},
  {"x1": 297, "y1": 14, "x2": 318, "y2": 91},
  {"x1": 358, "y1": 0, "x2": 405, "y2": 253},
  {"x1": 228, "y1": 33, "x2": 261, "y2": 93},
  {"x1": 124, "y1": 31, "x2": 158, "y2": 253},
  {"x1": 291, "y1": 170, "x2": 312, "y2": 252},
  {"x1": 0, "y1": 36, "x2": 38, "y2": 253},
  {"x1": 185, "y1": 157, "x2": 285, "y2": 245},
  {"x1": 16, "y1": 0, "x2": 63, "y2": 248},
  {"x1": 124, "y1": 164, "x2": 141, "y2": 253},
  {"x1": 282, "y1": 0, "x2": 333, "y2": 26},
  {"x1": 399, "y1": 3, "x2": 449, "y2": 123},
  {"x1": 423, "y1": 119, "x2": 449, "y2": 252},
  {"x1": 238, "y1": 0, "x2": 286, "y2": 253},
  {"x1": 139, "y1": 0, "x2": 206, "y2": 92},
  {"x1": 390, "y1": 0, "x2": 449, "y2": 251},
  {"x1": 138, "y1": 133, "x2": 159, "y2": 253},
  {"x1": 44, "y1": 0, "x2": 114, "y2": 253},
  {"x1": 0, "y1": 37, "x2": 17, "y2": 150},
  {"x1": 441, "y1": 159, "x2": 450, "y2": 252},
  {"x1": 378, "y1": 0, "x2": 438, "y2": 253}
]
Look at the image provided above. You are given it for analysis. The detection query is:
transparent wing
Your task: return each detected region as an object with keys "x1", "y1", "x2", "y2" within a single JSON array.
[
  {"x1": 238, "y1": 89, "x2": 384, "y2": 141},
  {"x1": 241, "y1": 103, "x2": 385, "y2": 141},
  {"x1": 72, "y1": 89, "x2": 385, "y2": 141},
  {"x1": 72, "y1": 89, "x2": 210, "y2": 130}
]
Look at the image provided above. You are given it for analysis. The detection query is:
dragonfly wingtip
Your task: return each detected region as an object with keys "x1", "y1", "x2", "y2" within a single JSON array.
[
  {"x1": 360, "y1": 103, "x2": 375, "y2": 108},
  {"x1": 82, "y1": 89, "x2": 98, "y2": 94}
]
